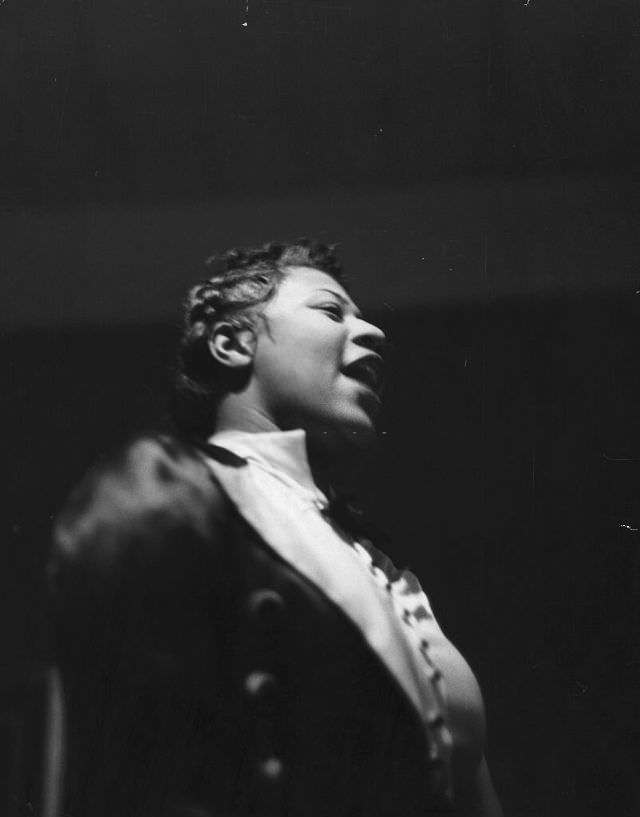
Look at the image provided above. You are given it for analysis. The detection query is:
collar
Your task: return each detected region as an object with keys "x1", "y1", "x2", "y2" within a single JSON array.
[{"x1": 207, "y1": 428, "x2": 329, "y2": 510}]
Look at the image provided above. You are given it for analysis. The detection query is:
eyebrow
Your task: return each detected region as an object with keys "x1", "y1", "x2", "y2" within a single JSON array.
[{"x1": 314, "y1": 288, "x2": 362, "y2": 319}]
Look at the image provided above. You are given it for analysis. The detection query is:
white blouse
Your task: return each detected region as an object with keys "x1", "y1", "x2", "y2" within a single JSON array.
[{"x1": 206, "y1": 428, "x2": 486, "y2": 801}]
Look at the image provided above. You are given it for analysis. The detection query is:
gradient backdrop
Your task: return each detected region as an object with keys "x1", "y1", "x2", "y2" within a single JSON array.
[{"x1": 2, "y1": 1, "x2": 640, "y2": 815}]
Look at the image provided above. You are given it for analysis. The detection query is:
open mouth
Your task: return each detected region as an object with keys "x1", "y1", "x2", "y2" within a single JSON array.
[{"x1": 343, "y1": 355, "x2": 384, "y2": 396}]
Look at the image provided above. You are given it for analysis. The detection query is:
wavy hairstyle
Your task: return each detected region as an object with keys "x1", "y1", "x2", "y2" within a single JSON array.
[{"x1": 172, "y1": 239, "x2": 347, "y2": 438}]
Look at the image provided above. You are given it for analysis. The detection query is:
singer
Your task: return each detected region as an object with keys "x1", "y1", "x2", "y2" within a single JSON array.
[{"x1": 50, "y1": 240, "x2": 502, "y2": 816}]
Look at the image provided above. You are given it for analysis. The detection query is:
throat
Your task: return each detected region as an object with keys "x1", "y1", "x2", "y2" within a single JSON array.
[{"x1": 305, "y1": 431, "x2": 368, "y2": 499}]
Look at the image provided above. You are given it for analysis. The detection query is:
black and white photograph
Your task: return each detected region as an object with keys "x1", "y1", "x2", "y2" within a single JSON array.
[{"x1": 2, "y1": 2, "x2": 640, "y2": 815}]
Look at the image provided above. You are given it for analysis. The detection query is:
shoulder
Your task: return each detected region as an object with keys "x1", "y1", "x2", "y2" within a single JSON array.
[
  {"x1": 50, "y1": 435, "x2": 243, "y2": 679},
  {"x1": 51, "y1": 434, "x2": 231, "y2": 581},
  {"x1": 69, "y1": 432, "x2": 221, "y2": 500}
]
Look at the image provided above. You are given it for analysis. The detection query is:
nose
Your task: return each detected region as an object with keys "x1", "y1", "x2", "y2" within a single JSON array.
[{"x1": 351, "y1": 317, "x2": 387, "y2": 356}]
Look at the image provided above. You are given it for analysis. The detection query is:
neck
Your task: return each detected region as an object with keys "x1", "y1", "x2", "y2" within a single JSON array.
[
  {"x1": 304, "y1": 428, "x2": 370, "y2": 498},
  {"x1": 214, "y1": 393, "x2": 281, "y2": 435},
  {"x1": 213, "y1": 395, "x2": 372, "y2": 494}
]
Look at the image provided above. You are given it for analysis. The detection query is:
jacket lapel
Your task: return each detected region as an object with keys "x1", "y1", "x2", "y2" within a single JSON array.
[{"x1": 202, "y1": 450, "x2": 452, "y2": 770}]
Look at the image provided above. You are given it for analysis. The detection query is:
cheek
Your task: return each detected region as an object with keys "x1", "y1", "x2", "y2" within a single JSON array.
[
  {"x1": 258, "y1": 343, "x2": 323, "y2": 402},
  {"x1": 285, "y1": 324, "x2": 342, "y2": 376},
  {"x1": 258, "y1": 318, "x2": 345, "y2": 401},
  {"x1": 282, "y1": 354, "x2": 340, "y2": 411}
]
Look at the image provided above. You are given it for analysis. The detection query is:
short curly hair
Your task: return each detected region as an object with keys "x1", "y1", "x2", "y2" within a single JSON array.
[{"x1": 172, "y1": 239, "x2": 347, "y2": 438}]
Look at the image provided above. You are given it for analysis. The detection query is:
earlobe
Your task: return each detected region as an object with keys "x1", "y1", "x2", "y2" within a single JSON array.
[{"x1": 207, "y1": 322, "x2": 256, "y2": 370}]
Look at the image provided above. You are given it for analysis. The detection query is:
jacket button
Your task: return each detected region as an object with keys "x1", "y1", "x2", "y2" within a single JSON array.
[
  {"x1": 256, "y1": 755, "x2": 285, "y2": 784},
  {"x1": 247, "y1": 589, "x2": 286, "y2": 629},
  {"x1": 244, "y1": 670, "x2": 278, "y2": 712}
]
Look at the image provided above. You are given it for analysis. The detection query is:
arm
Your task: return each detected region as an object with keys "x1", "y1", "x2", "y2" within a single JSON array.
[{"x1": 49, "y1": 435, "x2": 230, "y2": 815}]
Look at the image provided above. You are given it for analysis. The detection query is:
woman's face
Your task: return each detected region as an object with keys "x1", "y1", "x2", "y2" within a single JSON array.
[{"x1": 250, "y1": 266, "x2": 386, "y2": 446}]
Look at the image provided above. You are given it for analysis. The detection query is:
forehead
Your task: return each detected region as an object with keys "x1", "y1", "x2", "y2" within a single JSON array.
[{"x1": 270, "y1": 265, "x2": 355, "y2": 309}]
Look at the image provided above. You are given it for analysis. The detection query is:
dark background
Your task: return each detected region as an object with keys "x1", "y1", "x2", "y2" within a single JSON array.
[{"x1": 2, "y1": 1, "x2": 640, "y2": 815}]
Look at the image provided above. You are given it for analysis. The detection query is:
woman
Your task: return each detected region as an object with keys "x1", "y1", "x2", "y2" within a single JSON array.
[{"x1": 50, "y1": 240, "x2": 503, "y2": 817}]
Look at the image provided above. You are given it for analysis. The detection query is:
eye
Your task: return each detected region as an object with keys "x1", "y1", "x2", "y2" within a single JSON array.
[{"x1": 318, "y1": 302, "x2": 344, "y2": 321}]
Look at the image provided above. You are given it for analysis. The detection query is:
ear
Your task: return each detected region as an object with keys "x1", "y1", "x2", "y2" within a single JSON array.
[{"x1": 207, "y1": 322, "x2": 256, "y2": 370}]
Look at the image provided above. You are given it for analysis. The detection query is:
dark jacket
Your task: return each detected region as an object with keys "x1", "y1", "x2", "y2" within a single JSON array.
[{"x1": 50, "y1": 435, "x2": 448, "y2": 817}]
